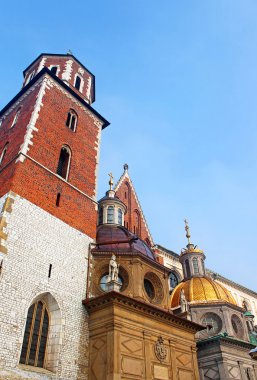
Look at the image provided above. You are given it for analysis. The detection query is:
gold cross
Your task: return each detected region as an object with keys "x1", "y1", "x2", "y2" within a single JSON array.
[{"x1": 184, "y1": 219, "x2": 191, "y2": 244}]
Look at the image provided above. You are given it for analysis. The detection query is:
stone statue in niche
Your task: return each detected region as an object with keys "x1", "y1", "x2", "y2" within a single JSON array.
[
  {"x1": 108, "y1": 254, "x2": 119, "y2": 282},
  {"x1": 180, "y1": 289, "x2": 189, "y2": 313}
]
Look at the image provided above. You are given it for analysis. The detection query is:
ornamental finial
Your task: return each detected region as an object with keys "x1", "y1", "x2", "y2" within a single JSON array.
[
  {"x1": 67, "y1": 49, "x2": 73, "y2": 55},
  {"x1": 108, "y1": 172, "x2": 114, "y2": 190},
  {"x1": 184, "y1": 219, "x2": 191, "y2": 244}
]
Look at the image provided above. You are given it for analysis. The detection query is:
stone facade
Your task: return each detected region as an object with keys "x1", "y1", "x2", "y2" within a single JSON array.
[{"x1": 0, "y1": 192, "x2": 91, "y2": 380}]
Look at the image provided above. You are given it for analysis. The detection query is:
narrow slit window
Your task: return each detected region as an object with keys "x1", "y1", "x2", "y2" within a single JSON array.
[
  {"x1": 56, "y1": 193, "x2": 61, "y2": 207},
  {"x1": 107, "y1": 206, "x2": 114, "y2": 224},
  {"x1": 192, "y1": 258, "x2": 199, "y2": 274},
  {"x1": 48, "y1": 264, "x2": 52, "y2": 278},
  {"x1": 118, "y1": 208, "x2": 122, "y2": 225},
  {"x1": 75, "y1": 75, "x2": 81, "y2": 91},
  {"x1": 56, "y1": 146, "x2": 71, "y2": 180}
]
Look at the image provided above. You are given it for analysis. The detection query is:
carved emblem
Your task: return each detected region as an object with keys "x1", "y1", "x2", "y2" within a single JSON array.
[{"x1": 154, "y1": 336, "x2": 167, "y2": 362}]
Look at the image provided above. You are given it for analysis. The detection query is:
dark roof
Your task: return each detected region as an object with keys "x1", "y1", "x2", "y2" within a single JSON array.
[
  {"x1": 0, "y1": 67, "x2": 109, "y2": 129},
  {"x1": 93, "y1": 224, "x2": 156, "y2": 261}
]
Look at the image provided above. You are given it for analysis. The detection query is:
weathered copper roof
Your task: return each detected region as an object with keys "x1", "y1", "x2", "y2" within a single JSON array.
[{"x1": 93, "y1": 224, "x2": 156, "y2": 261}]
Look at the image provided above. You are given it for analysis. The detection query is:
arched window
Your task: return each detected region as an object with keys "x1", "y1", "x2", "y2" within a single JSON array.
[
  {"x1": 192, "y1": 258, "x2": 199, "y2": 274},
  {"x1": 11, "y1": 107, "x2": 21, "y2": 128},
  {"x1": 107, "y1": 206, "x2": 114, "y2": 224},
  {"x1": 50, "y1": 66, "x2": 58, "y2": 75},
  {"x1": 201, "y1": 258, "x2": 205, "y2": 273},
  {"x1": 56, "y1": 146, "x2": 71, "y2": 180},
  {"x1": 185, "y1": 259, "x2": 190, "y2": 277},
  {"x1": 74, "y1": 75, "x2": 82, "y2": 91},
  {"x1": 118, "y1": 208, "x2": 122, "y2": 225},
  {"x1": 0, "y1": 142, "x2": 9, "y2": 166},
  {"x1": 99, "y1": 207, "x2": 103, "y2": 224},
  {"x1": 66, "y1": 109, "x2": 77, "y2": 132},
  {"x1": 20, "y1": 301, "x2": 49, "y2": 368}
]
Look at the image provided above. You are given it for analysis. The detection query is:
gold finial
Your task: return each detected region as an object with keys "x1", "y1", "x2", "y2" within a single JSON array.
[
  {"x1": 108, "y1": 172, "x2": 114, "y2": 190},
  {"x1": 184, "y1": 219, "x2": 191, "y2": 244}
]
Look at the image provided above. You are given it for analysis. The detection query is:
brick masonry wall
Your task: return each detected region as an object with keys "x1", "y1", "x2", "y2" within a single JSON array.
[
  {"x1": 0, "y1": 75, "x2": 104, "y2": 238},
  {"x1": 0, "y1": 192, "x2": 91, "y2": 380},
  {"x1": 23, "y1": 56, "x2": 94, "y2": 103}
]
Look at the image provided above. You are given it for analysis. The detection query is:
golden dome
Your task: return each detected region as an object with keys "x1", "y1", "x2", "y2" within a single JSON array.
[{"x1": 170, "y1": 276, "x2": 237, "y2": 308}]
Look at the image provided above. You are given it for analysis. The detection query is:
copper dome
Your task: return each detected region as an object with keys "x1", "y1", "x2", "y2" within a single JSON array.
[{"x1": 92, "y1": 224, "x2": 156, "y2": 261}]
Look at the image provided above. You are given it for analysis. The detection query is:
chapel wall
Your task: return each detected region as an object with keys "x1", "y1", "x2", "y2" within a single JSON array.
[{"x1": 0, "y1": 192, "x2": 91, "y2": 380}]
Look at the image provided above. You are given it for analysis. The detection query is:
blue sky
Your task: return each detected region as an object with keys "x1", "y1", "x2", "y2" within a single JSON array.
[{"x1": 1, "y1": 1, "x2": 257, "y2": 290}]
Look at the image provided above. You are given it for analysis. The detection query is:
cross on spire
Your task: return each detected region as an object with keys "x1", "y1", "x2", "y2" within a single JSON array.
[{"x1": 108, "y1": 172, "x2": 114, "y2": 190}]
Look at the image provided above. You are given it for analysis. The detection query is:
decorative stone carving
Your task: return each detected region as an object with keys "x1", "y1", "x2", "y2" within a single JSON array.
[
  {"x1": 154, "y1": 336, "x2": 167, "y2": 362},
  {"x1": 106, "y1": 255, "x2": 121, "y2": 292},
  {"x1": 108, "y1": 254, "x2": 119, "y2": 282},
  {"x1": 180, "y1": 289, "x2": 189, "y2": 313}
]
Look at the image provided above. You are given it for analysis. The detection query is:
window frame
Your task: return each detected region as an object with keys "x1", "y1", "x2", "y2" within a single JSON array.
[
  {"x1": 66, "y1": 109, "x2": 78, "y2": 132},
  {"x1": 56, "y1": 145, "x2": 72, "y2": 181},
  {"x1": 11, "y1": 107, "x2": 21, "y2": 129},
  {"x1": 74, "y1": 73, "x2": 84, "y2": 92},
  {"x1": 19, "y1": 300, "x2": 50, "y2": 369}
]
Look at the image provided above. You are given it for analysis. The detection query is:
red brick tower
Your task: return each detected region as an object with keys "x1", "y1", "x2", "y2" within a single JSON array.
[
  {"x1": 0, "y1": 54, "x2": 109, "y2": 378},
  {"x1": 0, "y1": 53, "x2": 109, "y2": 238}
]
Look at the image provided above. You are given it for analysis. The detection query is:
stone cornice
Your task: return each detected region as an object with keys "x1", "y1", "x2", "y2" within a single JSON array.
[
  {"x1": 197, "y1": 334, "x2": 255, "y2": 350},
  {"x1": 83, "y1": 291, "x2": 204, "y2": 333}
]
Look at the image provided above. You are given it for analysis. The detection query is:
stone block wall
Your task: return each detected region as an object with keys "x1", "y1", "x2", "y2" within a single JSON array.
[{"x1": 0, "y1": 192, "x2": 91, "y2": 380}]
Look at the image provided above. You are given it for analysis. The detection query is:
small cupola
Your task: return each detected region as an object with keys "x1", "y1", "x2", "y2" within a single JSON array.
[
  {"x1": 98, "y1": 173, "x2": 127, "y2": 226},
  {"x1": 179, "y1": 219, "x2": 206, "y2": 280}
]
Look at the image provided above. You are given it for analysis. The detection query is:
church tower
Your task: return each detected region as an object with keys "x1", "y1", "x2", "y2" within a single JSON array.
[{"x1": 0, "y1": 53, "x2": 108, "y2": 379}]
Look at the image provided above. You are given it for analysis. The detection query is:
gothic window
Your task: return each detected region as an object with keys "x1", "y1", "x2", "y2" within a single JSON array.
[
  {"x1": 66, "y1": 110, "x2": 77, "y2": 132},
  {"x1": 11, "y1": 107, "x2": 21, "y2": 128},
  {"x1": 99, "y1": 207, "x2": 103, "y2": 224},
  {"x1": 201, "y1": 313, "x2": 222, "y2": 335},
  {"x1": 133, "y1": 209, "x2": 140, "y2": 236},
  {"x1": 56, "y1": 146, "x2": 71, "y2": 180},
  {"x1": 118, "y1": 208, "x2": 122, "y2": 225},
  {"x1": 20, "y1": 301, "x2": 49, "y2": 368},
  {"x1": 169, "y1": 272, "x2": 179, "y2": 289},
  {"x1": 50, "y1": 66, "x2": 58, "y2": 75},
  {"x1": 185, "y1": 259, "x2": 190, "y2": 277},
  {"x1": 107, "y1": 206, "x2": 114, "y2": 224},
  {"x1": 74, "y1": 75, "x2": 82, "y2": 91},
  {"x1": 0, "y1": 142, "x2": 9, "y2": 166},
  {"x1": 192, "y1": 257, "x2": 199, "y2": 274}
]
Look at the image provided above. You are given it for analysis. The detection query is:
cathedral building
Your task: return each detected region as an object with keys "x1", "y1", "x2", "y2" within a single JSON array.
[{"x1": 0, "y1": 53, "x2": 257, "y2": 380}]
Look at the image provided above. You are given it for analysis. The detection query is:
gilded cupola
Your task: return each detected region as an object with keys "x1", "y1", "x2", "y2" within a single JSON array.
[{"x1": 170, "y1": 220, "x2": 237, "y2": 308}]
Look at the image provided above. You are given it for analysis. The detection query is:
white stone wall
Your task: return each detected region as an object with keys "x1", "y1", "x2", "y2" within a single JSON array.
[{"x1": 0, "y1": 192, "x2": 92, "y2": 380}]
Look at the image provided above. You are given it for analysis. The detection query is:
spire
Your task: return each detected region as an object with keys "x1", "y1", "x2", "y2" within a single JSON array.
[
  {"x1": 108, "y1": 172, "x2": 114, "y2": 190},
  {"x1": 184, "y1": 219, "x2": 191, "y2": 245}
]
